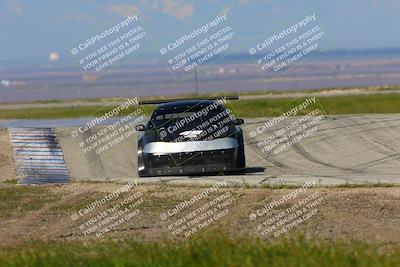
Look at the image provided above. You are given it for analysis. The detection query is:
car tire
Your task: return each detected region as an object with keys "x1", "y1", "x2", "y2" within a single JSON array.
[
  {"x1": 137, "y1": 145, "x2": 150, "y2": 177},
  {"x1": 236, "y1": 134, "x2": 246, "y2": 169}
]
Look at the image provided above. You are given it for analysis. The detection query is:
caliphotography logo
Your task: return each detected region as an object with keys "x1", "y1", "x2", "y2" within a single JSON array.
[{"x1": 1, "y1": 1, "x2": 400, "y2": 267}]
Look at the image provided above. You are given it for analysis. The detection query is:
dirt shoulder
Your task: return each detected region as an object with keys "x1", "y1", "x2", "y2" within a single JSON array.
[
  {"x1": 0, "y1": 129, "x2": 15, "y2": 182},
  {"x1": 0, "y1": 183, "x2": 399, "y2": 248}
]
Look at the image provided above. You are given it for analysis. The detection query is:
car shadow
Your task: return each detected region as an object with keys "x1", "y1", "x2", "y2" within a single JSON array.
[
  {"x1": 226, "y1": 166, "x2": 265, "y2": 176},
  {"x1": 186, "y1": 167, "x2": 266, "y2": 178}
]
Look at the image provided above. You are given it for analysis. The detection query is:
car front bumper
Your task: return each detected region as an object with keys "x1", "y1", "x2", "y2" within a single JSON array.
[
  {"x1": 141, "y1": 148, "x2": 240, "y2": 176},
  {"x1": 139, "y1": 137, "x2": 242, "y2": 176}
]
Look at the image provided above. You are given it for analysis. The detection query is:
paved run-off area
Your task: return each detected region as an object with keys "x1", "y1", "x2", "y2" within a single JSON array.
[
  {"x1": 57, "y1": 114, "x2": 400, "y2": 186},
  {"x1": 1, "y1": 114, "x2": 400, "y2": 186}
]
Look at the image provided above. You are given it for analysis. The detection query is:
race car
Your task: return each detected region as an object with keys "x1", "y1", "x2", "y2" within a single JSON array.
[{"x1": 135, "y1": 97, "x2": 245, "y2": 177}]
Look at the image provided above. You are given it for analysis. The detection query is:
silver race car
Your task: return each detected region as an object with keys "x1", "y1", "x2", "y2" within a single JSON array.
[{"x1": 135, "y1": 97, "x2": 245, "y2": 177}]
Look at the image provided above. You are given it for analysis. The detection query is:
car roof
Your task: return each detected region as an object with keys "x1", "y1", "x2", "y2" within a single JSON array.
[{"x1": 155, "y1": 100, "x2": 221, "y2": 113}]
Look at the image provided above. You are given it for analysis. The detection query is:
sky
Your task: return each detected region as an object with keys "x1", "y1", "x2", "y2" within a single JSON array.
[{"x1": 0, "y1": 0, "x2": 399, "y2": 63}]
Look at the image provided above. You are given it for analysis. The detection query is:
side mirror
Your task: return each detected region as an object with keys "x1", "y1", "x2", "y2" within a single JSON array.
[
  {"x1": 234, "y1": 118, "x2": 244, "y2": 125},
  {"x1": 135, "y1": 124, "x2": 146, "y2": 131}
]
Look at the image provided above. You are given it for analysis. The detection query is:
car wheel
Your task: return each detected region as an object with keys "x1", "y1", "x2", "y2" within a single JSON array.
[
  {"x1": 236, "y1": 134, "x2": 246, "y2": 169},
  {"x1": 137, "y1": 145, "x2": 150, "y2": 177}
]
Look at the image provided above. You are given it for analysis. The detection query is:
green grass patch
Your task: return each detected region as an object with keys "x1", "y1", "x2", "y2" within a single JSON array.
[
  {"x1": 48, "y1": 191, "x2": 104, "y2": 213},
  {"x1": 236, "y1": 85, "x2": 400, "y2": 96},
  {"x1": 1, "y1": 94, "x2": 400, "y2": 119},
  {"x1": 335, "y1": 182, "x2": 398, "y2": 188},
  {"x1": 4, "y1": 179, "x2": 18, "y2": 184},
  {"x1": 0, "y1": 94, "x2": 400, "y2": 119},
  {"x1": 229, "y1": 94, "x2": 400, "y2": 118},
  {"x1": 0, "y1": 186, "x2": 58, "y2": 217},
  {"x1": 0, "y1": 106, "x2": 152, "y2": 120},
  {"x1": 0, "y1": 233, "x2": 399, "y2": 267}
]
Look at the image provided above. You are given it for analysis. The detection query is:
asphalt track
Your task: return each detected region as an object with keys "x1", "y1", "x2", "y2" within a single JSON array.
[{"x1": 54, "y1": 114, "x2": 400, "y2": 186}]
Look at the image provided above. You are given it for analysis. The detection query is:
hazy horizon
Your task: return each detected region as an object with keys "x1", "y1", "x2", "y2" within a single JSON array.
[{"x1": 1, "y1": 0, "x2": 400, "y2": 64}]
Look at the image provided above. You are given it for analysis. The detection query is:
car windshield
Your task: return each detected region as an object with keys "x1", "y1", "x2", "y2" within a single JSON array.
[{"x1": 147, "y1": 105, "x2": 232, "y2": 131}]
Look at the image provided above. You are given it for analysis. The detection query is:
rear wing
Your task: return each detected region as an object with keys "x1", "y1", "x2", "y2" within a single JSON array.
[{"x1": 138, "y1": 95, "x2": 239, "y2": 105}]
